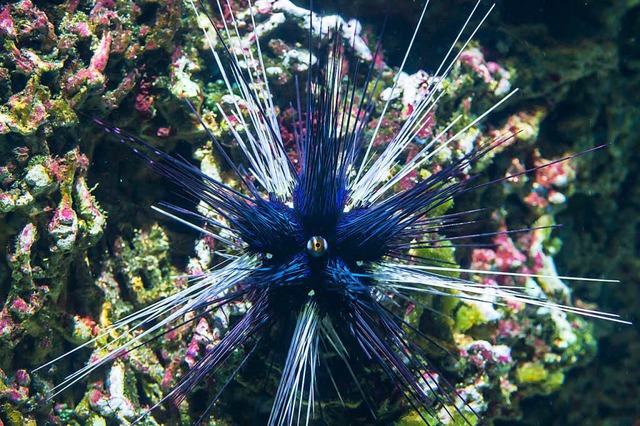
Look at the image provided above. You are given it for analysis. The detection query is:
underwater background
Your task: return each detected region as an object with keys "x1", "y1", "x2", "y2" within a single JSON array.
[{"x1": 0, "y1": 0, "x2": 637, "y2": 424}]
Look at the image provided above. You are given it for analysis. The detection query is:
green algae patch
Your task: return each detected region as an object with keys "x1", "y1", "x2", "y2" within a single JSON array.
[
  {"x1": 516, "y1": 362, "x2": 548, "y2": 384},
  {"x1": 118, "y1": 224, "x2": 180, "y2": 306},
  {"x1": 543, "y1": 370, "x2": 565, "y2": 394},
  {"x1": 395, "y1": 411, "x2": 438, "y2": 426},
  {"x1": 516, "y1": 362, "x2": 566, "y2": 395},
  {"x1": 455, "y1": 303, "x2": 484, "y2": 332},
  {"x1": 396, "y1": 409, "x2": 478, "y2": 426},
  {"x1": 1, "y1": 403, "x2": 37, "y2": 426}
]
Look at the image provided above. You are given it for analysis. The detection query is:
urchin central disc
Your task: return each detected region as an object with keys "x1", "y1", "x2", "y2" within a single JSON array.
[{"x1": 306, "y1": 236, "x2": 328, "y2": 257}]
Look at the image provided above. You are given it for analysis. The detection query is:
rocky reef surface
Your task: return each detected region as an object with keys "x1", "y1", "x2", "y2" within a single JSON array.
[{"x1": 0, "y1": 0, "x2": 636, "y2": 425}]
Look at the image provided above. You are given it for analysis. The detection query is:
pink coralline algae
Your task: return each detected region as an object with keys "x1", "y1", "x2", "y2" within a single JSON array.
[
  {"x1": 470, "y1": 231, "x2": 529, "y2": 287},
  {"x1": 11, "y1": 0, "x2": 56, "y2": 46},
  {"x1": 469, "y1": 222, "x2": 548, "y2": 286},
  {"x1": 494, "y1": 233, "x2": 528, "y2": 271},
  {"x1": 88, "y1": 363, "x2": 137, "y2": 421},
  {"x1": 502, "y1": 147, "x2": 575, "y2": 213},
  {"x1": 184, "y1": 317, "x2": 214, "y2": 368},
  {"x1": 0, "y1": 0, "x2": 187, "y2": 136},
  {"x1": 1, "y1": 77, "x2": 55, "y2": 135},
  {"x1": 0, "y1": 369, "x2": 31, "y2": 405},
  {"x1": 0, "y1": 1, "x2": 72, "y2": 135},
  {"x1": 66, "y1": 32, "x2": 112, "y2": 95},
  {"x1": 459, "y1": 46, "x2": 512, "y2": 96},
  {"x1": 135, "y1": 78, "x2": 156, "y2": 118},
  {"x1": 0, "y1": 146, "x2": 106, "y2": 420},
  {"x1": 45, "y1": 149, "x2": 105, "y2": 252},
  {"x1": 462, "y1": 341, "x2": 513, "y2": 370},
  {"x1": 48, "y1": 200, "x2": 79, "y2": 252},
  {"x1": 0, "y1": 5, "x2": 17, "y2": 38},
  {"x1": 16, "y1": 222, "x2": 37, "y2": 259},
  {"x1": 521, "y1": 151, "x2": 577, "y2": 211}
]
